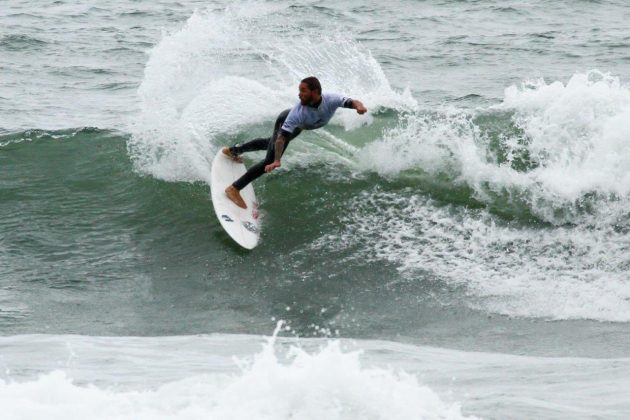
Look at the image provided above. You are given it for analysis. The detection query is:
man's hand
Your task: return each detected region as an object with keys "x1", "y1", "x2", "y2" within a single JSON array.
[
  {"x1": 352, "y1": 100, "x2": 367, "y2": 115},
  {"x1": 265, "y1": 160, "x2": 281, "y2": 173}
]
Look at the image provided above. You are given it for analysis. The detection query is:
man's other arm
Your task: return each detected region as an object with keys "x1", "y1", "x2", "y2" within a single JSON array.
[{"x1": 342, "y1": 98, "x2": 367, "y2": 114}]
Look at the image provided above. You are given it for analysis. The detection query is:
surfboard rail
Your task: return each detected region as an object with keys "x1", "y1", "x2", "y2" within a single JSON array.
[{"x1": 210, "y1": 150, "x2": 260, "y2": 249}]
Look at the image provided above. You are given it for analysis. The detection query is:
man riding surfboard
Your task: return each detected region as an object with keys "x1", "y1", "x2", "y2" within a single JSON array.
[{"x1": 222, "y1": 76, "x2": 367, "y2": 209}]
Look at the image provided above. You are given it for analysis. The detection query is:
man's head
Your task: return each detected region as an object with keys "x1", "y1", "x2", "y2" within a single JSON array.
[{"x1": 299, "y1": 76, "x2": 322, "y2": 106}]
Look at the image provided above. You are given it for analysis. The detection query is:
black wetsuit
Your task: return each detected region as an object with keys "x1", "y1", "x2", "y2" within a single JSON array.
[{"x1": 229, "y1": 109, "x2": 302, "y2": 191}]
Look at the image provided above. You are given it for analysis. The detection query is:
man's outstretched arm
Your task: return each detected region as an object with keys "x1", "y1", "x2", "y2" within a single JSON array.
[{"x1": 342, "y1": 97, "x2": 367, "y2": 114}]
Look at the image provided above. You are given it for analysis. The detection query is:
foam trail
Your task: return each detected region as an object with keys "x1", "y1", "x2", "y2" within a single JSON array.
[
  {"x1": 316, "y1": 129, "x2": 360, "y2": 155},
  {"x1": 311, "y1": 190, "x2": 630, "y2": 322}
]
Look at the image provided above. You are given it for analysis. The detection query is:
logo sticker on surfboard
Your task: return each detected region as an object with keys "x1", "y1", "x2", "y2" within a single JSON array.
[
  {"x1": 242, "y1": 221, "x2": 259, "y2": 234},
  {"x1": 221, "y1": 214, "x2": 234, "y2": 222}
]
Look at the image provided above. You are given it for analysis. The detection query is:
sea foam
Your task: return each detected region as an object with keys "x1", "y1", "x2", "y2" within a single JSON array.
[
  {"x1": 3, "y1": 332, "x2": 630, "y2": 419},
  {"x1": 0, "y1": 329, "x2": 473, "y2": 420}
]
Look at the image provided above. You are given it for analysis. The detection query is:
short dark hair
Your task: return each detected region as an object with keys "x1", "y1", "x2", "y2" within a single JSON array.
[{"x1": 301, "y1": 76, "x2": 321, "y2": 94}]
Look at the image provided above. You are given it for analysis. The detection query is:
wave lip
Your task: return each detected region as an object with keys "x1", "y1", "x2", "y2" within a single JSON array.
[
  {"x1": 500, "y1": 71, "x2": 630, "y2": 201},
  {"x1": 360, "y1": 70, "x2": 630, "y2": 226}
]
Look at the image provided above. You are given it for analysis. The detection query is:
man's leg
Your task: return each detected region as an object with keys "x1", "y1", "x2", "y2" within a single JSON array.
[
  {"x1": 222, "y1": 138, "x2": 269, "y2": 162},
  {"x1": 232, "y1": 133, "x2": 291, "y2": 190},
  {"x1": 229, "y1": 138, "x2": 270, "y2": 155},
  {"x1": 225, "y1": 109, "x2": 300, "y2": 208},
  {"x1": 232, "y1": 109, "x2": 297, "y2": 190}
]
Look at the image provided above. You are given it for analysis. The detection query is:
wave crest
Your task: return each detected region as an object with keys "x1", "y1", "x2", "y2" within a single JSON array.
[{"x1": 360, "y1": 71, "x2": 630, "y2": 225}]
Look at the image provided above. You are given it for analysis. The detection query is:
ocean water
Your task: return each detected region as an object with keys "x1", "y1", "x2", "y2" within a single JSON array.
[{"x1": 1, "y1": 0, "x2": 630, "y2": 418}]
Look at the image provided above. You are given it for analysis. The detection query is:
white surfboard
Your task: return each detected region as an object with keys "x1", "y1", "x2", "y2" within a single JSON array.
[{"x1": 210, "y1": 150, "x2": 260, "y2": 249}]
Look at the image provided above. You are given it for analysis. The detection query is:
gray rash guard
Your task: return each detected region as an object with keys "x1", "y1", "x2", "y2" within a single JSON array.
[
  {"x1": 280, "y1": 93, "x2": 353, "y2": 135},
  {"x1": 230, "y1": 93, "x2": 354, "y2": 190}
]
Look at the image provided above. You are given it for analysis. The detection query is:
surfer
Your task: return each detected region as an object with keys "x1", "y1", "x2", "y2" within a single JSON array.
[{"x1": 222, "y1": 76, "x2": 367, "y2": 209}]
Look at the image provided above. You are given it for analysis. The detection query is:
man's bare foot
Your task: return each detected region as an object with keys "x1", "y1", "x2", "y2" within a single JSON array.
[
  {"x1": 222, "y1": 147, "x2": 242, "y2": 163},
  {"x1": 225, "y1": 185, "x2": 247, "y2": 209}
]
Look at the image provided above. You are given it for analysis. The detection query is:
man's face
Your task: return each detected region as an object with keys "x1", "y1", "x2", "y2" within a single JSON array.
[{"x1": 298, "y1": 82, "x2": 314, "y2": 105}]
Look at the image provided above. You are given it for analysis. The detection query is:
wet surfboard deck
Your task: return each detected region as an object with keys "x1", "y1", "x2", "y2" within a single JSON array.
[{"x1": 210, "y1": 150, "x2": 260, "y2": 249}]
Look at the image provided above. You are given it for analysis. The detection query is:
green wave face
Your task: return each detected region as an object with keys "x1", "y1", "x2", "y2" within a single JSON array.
[
  {"x1": 2, "y1": 107, "x2": 630, "y2": 343},
  {"x1": 2, "y1": 2, "x2": 630, "y2": 356}
]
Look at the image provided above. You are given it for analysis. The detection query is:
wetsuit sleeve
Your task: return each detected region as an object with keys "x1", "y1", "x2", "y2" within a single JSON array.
[
  {"x1": 280, "y1": 107, "x2": 302, "y2": 134},
  {"x1": 327, "y1": 93, "x2": 353, "y2": 109}
]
